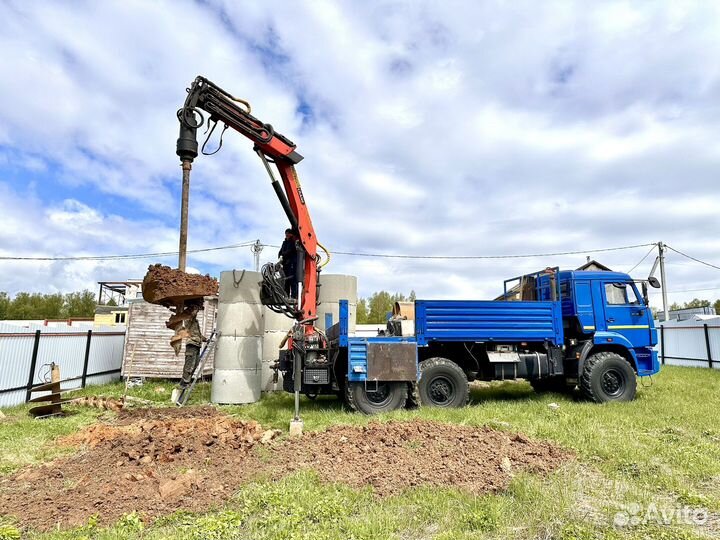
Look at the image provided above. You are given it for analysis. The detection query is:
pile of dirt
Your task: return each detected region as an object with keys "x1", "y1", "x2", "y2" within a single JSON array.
[
  {"x1": 59, "y1": 406, "x2": 263, "y2": 454},
  {"x1": 141, "y1": 264, "x2": 218, "y2": 305},
  {"x1": 0, "y1": 407, "x2": 279, "y2": 531},
  {"x1": 0, "y1": 409, "x2": 572, "y2": 532},
  {"x1": 271, "y1": 420, "x2": 571, "y2": 496}
]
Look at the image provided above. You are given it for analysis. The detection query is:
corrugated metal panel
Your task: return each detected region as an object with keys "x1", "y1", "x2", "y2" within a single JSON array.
[
  {"x1": 91, "y1": 333, "x2": 126, "y2": 374},
  {"x1": 36, "y1": 334, "x2": 87, "y2": 384},
  {"x1": 663, "y1": 326, "x2": 706, "y2": 361},
  {"x1": 0, "y1": 325, "x2": 36, "y2": 402},
  {"x1": 416, "y1": 300, "x2": 563, "y2": 345},
  {"x1": 347, "y1": 338, "x2": 368, "y2": 382},
  {"x1": 0, "y1": 324, "x2": 125, "y2": 407},
  {"x1": 657, "y1": 321, "x2": 720, "y2": 369},
  {"x1": 85, "y1": 372, "x2": 120, "y2": 386},
  {"x1": 709, "y1": 324, "x2": 720, "y2": 362},
  {"x1": 122, "y1": 299, "x2": 217, "y2": 378}
]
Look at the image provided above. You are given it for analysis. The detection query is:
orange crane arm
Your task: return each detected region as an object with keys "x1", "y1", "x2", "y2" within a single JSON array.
[{"x1": 176, "y1": 76, "x2": 318, "y2": 321}]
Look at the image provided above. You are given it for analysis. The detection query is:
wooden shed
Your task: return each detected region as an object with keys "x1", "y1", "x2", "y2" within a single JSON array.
[{"x1": 121, "y1": 297, "x2": 217, "y2": 378}]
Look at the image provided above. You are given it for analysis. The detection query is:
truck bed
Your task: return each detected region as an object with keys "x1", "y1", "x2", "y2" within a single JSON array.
[{"x1": 414, "y1": 300, "x2": 564, "y2": 346}]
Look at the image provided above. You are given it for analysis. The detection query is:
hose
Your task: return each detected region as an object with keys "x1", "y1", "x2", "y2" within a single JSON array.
[
  {"x1": 261, "y1": 262, "x2": 299, "y2": 318},
  {"x1": 317, "y1": 241, "x2": 331, "y2": 269}
]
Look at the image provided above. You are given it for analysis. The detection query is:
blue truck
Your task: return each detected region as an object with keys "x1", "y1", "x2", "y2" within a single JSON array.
[
  {"x1": 173, "y1": 77, "x2": 660, "y2": 414},
  {"x1": 279, "y1": 268, "x2": 660, "y2": 414}
]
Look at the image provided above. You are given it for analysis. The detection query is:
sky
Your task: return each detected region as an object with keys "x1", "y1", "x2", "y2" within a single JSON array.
[{"x1": 0, "y1": 0, "x2": 719, "y2": 308}]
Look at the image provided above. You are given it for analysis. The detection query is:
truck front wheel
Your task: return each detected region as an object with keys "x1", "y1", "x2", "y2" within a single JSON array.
[
  {"x1": 345, "y1": 381, "x2": 407, "y2": 414},
  {"x1": 418, "y1": 357, "x2": 469, "y2": 408},
  {"x1": 580, "y1": 351, "x2": 636, "y2": 402}
]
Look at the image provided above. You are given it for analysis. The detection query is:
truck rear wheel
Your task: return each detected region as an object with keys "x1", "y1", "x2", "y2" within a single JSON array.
[
  {"x1": 345, "y1": 381, "x2": 407, "y2": 415},
  {"x1": 418, "y1": 357, "x2": 469, "y2": 408},
  {"x1": 580, "y1": 351, "x2": 636, "y2": 403}
]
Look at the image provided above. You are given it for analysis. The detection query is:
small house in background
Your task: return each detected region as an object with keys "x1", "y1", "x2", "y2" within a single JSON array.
[
  {"x1": 93, "y1": 305, "x2": 129, "y2": 326},
  {"x1": 93, "y1": 280, "x2": 140, "y2": 326},
  {"x1": 576, "y1": 259, "x2": 613, "y2": 272}
]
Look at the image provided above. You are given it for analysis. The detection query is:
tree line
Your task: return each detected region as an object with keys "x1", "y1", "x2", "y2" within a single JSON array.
[
  {"x1": 0, "y1": 290, "x2": 98, "y2": 320},
  {"x1": 669, "y1": 298, "x2": 720, "y2": 313},
  {"x1": 4, "y1": 288, "x2": 716, "y2": 323},
  {"x1": 356, "y1": 293, "x2": 720, "y2": 324},
  {"x1": 356, "y1": 290, "x2": 416, "y2": 324}
]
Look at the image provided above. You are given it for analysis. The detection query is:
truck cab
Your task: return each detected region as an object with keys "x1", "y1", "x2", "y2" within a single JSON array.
[{"x1": 554, "y1": 271, "x2": 658, "y2": 377}]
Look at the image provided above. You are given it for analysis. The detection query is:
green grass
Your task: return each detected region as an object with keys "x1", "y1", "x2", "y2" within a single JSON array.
[
  {"x1": 0, "y1": 380, "x2": 186, "y2": 474},
  {"x1": 1, "y1": 366, "x2": 719, "y2": 539}
]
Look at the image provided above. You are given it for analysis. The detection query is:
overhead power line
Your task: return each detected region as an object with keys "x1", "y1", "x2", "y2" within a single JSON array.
[
  {"x1": 626, "y1": 244, "x2": 658, "y2": 274},
  {"x1": 0, "y1": 242, "x2": 655, "y2": 263},
  {"x1": 665, "y1": 245, "x2": 720, "y2": 272},
  {"x1": 329, "y1": 242, "x2": 656, "y2": 260},
  {"x1": 0, "y1": 241, "x2": 258, "y2": 262},
  {"x1": 649, "y1": 286, "x2": 720, "y2": 294}
]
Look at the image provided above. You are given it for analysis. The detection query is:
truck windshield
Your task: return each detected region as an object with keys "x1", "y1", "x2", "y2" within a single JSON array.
[{"x1": 605, "y1": 283, "x2": 640, "y2": 305}]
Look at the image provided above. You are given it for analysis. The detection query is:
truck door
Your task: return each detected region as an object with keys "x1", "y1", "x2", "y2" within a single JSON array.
[{"x1": 601, "y1": 281, "x2": 652, "y2": 348}]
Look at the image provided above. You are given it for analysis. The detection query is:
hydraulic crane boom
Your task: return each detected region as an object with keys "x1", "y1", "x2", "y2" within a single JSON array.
[
  {"x1": 174, "y1": 76, "x2": 331, "y2": 429},
  {"x1": 175, "y1": 76, "x2": 319, "y2": 322}
]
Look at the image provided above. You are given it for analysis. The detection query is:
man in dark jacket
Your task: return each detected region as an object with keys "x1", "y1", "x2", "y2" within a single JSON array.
[
  {"x1": 171, "y1": 304, "x2": 207, "y2": 404},
  {"x1": 278, "y1": 228, "x2": 298, "y2": 298},
  {"x1": 180, "y1": 305, "x2": 206, "y2": 388}
]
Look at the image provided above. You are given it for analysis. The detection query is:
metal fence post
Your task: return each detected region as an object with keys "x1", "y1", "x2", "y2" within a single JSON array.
[
  {"x1": 81, "y1": 329, "x2": 92, "y2": 388},
  {"x1": 704, "y1": 323, "x2": 713, "y2": 369},
  {"x1": 660, "y1": 325, "x2": 665, "y2": 365},
  {"x1": 25, "y1": 330, "x2": 41, "y2": 402}
]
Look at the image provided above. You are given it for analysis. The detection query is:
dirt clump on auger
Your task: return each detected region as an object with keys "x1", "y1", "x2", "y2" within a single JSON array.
[
  {"x1": 0, "y1": 411, "x2": 571, "y2": 532},
  {"x1": 141, "y1": 264, "x2": 218, "y2": 353},
  {"x1": 141, "y1": 264, "x2": 218, "y2": 306}
]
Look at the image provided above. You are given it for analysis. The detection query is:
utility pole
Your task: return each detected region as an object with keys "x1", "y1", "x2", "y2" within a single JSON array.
[
  {"x1": 658, "y1": 241, "x2": 669, "y2": 322},
  {"x1": 251, "y1": 240, "x2": 264, "y2": 272}
]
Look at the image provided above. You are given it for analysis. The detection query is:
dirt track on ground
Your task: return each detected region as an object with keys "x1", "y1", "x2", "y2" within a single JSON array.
[{"x1": 0, "y1": 407, "x2": 572, "y2": 532}]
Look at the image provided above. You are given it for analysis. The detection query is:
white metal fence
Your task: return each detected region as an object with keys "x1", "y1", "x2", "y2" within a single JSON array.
[
  {"x1": 0, "y1": 323, "x2": 125, "y2": 408},
  {"x1": 657, "y1": 320, "x2": 720, "y2": 369}
]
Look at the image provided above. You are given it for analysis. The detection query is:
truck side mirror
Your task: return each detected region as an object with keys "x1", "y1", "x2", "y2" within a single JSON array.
[
  {"x1": 641, "y1": 282, "x2": 649, "y2": 306},
  {"x1": 648, "y1": 276, "x2": 661, "y2": 289}
]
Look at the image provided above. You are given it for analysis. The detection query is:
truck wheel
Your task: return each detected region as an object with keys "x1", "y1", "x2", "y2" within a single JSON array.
[
  {"x1": 580, "y1": 351, "x2": 636, "y2": 403},
  {"x1": 530, "y1": 377, "x2": 569, "y2": 394},
  {"x1": 418, "y1": 357, "x2": 469, "y2": 408},
  {"x1": 345, "y1": 382, "x2": 407, "y2": 415}
]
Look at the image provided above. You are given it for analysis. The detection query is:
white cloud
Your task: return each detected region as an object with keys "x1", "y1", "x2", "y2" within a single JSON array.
[{"x1": 0, "y1": 0, "x2": 719, "y2": 309}]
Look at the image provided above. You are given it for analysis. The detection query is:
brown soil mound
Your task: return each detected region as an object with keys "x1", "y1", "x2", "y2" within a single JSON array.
[
  {"x1": 0, "y1": 407, "x2": 277, "y2": 531},
  {"x1": 271, "y1": 420, "x2": 570, "y2": 496},
  {"x1": 115, "y1": 404, "x2": 218, "y2": 423},
  {"x1": 142, "y1": 264, "x2": 218, "y2": 305},
  {"x1": 0, "y1": 409, "x2": 571, "y2": 532}
]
